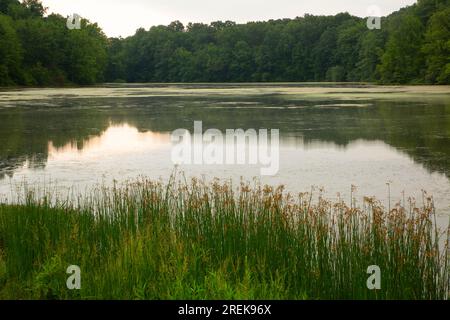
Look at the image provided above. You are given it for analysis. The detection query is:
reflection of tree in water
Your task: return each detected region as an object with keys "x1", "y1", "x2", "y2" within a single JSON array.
[
  {"x1": 0, "y1": 106, "x2": 111, "y2": 180},
  {"x1": 0, "y1": 95, "x2": 449, "y2": 180},
  {"x1": 0, "y1": 154, "x2": 47, "y2": 180}
]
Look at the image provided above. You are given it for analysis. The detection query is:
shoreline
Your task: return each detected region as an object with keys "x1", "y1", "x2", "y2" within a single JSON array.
[{"x1": 0, "y1": 177, "x2": 448, "y2": 300}]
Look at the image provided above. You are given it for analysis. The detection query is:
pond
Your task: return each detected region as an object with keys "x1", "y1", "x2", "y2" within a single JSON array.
[{"x1": 0, "y1": 83, "x2": 449, "y2": 227}]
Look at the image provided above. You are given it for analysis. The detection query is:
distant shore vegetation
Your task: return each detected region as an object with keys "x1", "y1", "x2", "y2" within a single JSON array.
[{"x1": 0, "y1": 0, "x2": 449, "y2": 87}]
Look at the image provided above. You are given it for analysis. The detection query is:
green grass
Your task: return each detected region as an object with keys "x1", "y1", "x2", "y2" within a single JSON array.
[{"x1": 0, "y1": 177, "x2": 448, "y2": 300}]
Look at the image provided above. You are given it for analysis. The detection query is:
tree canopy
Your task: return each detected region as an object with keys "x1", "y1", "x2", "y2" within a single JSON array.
[
  {"x1": 0, "y1": 0, "x2": 448, "y2": 86},
  {"x1": 0, "y1": 0, "x2": 107, "y2": 86}
]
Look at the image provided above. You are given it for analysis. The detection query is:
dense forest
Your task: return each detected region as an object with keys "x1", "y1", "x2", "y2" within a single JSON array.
[{"x1": 0, "y1": 0, "x2": 449, "y2": 86}]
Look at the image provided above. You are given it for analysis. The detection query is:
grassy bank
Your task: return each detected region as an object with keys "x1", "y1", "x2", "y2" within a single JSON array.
[{"x1": 0, "y1": 178, "x2": 448, "y2": 300}]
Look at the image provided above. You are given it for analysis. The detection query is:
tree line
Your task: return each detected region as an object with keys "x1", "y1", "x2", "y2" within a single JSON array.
[
  {"x1": 0, "y1": 0, "x2": 107, "y2": 86},
  {"x1": 0, "y1": 0, "x2": 449, "y2": 86}
]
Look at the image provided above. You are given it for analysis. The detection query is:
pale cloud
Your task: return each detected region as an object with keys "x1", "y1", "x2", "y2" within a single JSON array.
[{"x1": 41, "y1": 0, "x2": 417, "y2": 38}]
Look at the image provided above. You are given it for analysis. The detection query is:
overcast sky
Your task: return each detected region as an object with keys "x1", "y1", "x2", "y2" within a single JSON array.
[{"x1": 41, "y1": 0, "x2": 417, "y2": 38}]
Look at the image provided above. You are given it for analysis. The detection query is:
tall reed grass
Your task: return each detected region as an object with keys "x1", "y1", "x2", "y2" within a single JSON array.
[{"x1": 0, "y1": 177, "x2": 448, "y2": 299}]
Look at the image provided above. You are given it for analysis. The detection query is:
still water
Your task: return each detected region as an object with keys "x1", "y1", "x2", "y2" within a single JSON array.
[{"x1": 0, "y1": 84, "x2": 449, "y2": 226}]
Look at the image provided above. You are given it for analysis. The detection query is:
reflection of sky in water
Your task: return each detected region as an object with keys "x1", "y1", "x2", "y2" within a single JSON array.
[
  {"x1": 1, "y1": 123, "x2": 449, "y2": 229},
  {"x1": 48, "y1": 124, "x2": 171, "y2": 160},
  {"x1": 0, "y1": 84, "x2": 449, "y2": 230}
]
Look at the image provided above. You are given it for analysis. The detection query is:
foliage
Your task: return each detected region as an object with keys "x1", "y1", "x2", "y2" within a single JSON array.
[
  {"x1": 0, "y1": 0, "x2": 107, "y2": 86},
  {"x1": 0, "y1": 0, "x2": 449, "y2": 86},
  {"x1": 105, "y1": 2, "x2": 449, "y2": 84},
  {"x1": 0, "y1": 178, "x2": 448, "y2": 299},
  {"x1": 0, "y1": 13, "x2": 21, "y2": 85},
  {"x1": 422, "y1": 7, "x2": 450, "y2": 84}
]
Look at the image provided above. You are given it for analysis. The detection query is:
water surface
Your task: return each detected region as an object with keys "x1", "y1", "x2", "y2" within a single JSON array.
[{"x1": 1, "y1": 84, "x2": 449, "y2": 226}]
